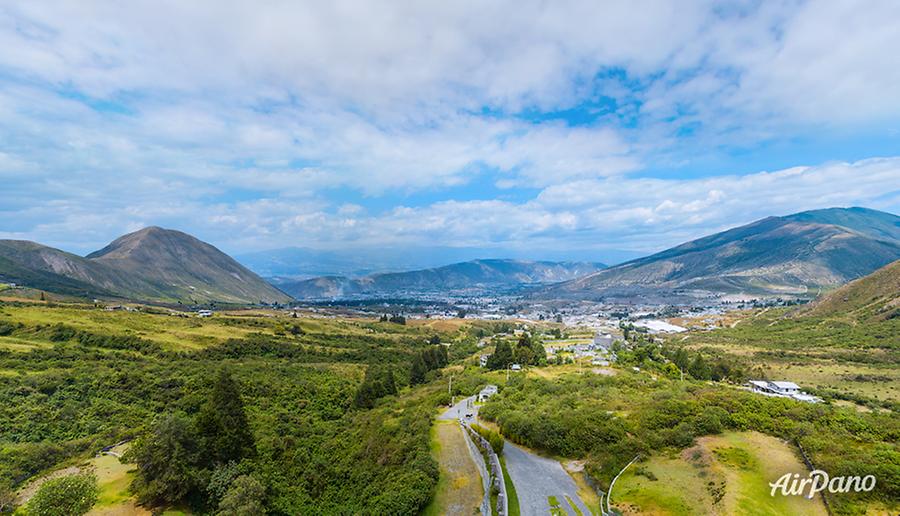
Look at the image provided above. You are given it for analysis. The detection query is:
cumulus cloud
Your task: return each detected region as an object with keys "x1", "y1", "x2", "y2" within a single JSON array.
[{"x1": 1, "y1": 2, "x2": 899, "y2": 254}]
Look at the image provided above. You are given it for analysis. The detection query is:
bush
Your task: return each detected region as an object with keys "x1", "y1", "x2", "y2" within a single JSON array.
[
  {"x1": 27, "y1": 472, "x2": 98, "y2": 516},
  {"x1": 471, "y1": 423, "x2": 504, "y2": 454}
]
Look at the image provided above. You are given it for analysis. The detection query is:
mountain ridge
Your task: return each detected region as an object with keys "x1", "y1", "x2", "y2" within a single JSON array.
[
  {"x1": 541, "y1": 207, "x2": 900, "y2": 299},
  {"x1": 0, "y1": 228, "x2": 291, "y2": 305},
  {"x1": 280, "y1": 258, "x2": 606, "y2": 299}
]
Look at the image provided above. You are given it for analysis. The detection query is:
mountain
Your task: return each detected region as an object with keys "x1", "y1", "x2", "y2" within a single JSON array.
[
  {"x1": 800, "y1": 258, "x2": 900, "y2": 321},
  {"x1": 0, "y1": 227, "x2": 291, "y2": 304},
  {"x1": 542, "y1": 207, "x2": 900, "y2": 299},
  {"x1": 236, "y1": 246, "x2": 640, "y2": 280},
  {"x1": 280, "y1": 259, "x2": 606, "y2": 299}
]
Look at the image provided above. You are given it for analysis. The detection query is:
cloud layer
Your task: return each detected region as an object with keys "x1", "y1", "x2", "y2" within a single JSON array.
[{"x1": 1, "y1": 1, "x2": 899, "y2": 255}]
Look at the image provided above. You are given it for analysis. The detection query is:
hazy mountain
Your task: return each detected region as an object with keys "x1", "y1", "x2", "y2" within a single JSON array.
[
  {"x1": 542, "y1": 207, "x2": 900, "y2": 299},
  {"x1": 800, "y1": 258, "x2": 899, "y2": 321},
  {"x1": 236, "y1": 246, "x2": 638, "y2": 280},
  {"x1": 281, "y1": 259, "x2": 606, "y2": 299},
  {"x1": 0, "y1": 227, "x2": 291, "y2": 304}
]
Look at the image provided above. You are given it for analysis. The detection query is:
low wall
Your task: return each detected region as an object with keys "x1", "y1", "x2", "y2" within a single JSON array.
[{"x1": 465, "y1": 424, "x2": 508, "y2": 516}]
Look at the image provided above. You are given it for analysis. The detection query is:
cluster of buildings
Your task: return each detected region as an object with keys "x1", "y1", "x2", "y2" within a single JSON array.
[{"x1": 747, "y1": 380, "x2": 821, "y2": 403}]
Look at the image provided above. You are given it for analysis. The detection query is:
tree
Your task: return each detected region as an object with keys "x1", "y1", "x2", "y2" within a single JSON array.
[
  {"x1": 486, "y1": 341, "x2": 513, "y2": 370},
  {"x1": 428, "y1": 335, "x2": 441, "y2": 345},
  {"x1": 128, "y1": 412, "x2": 202, "y2": 506},
  {"x1": 218, "y1": 475, "x2": 266, "y2": 515},
  {"x1": 354, "y1": 365, "x2": 398, "y2": 409},
  {"x1": 27, "y1": 472, "x2": 98, "y2": 516},
  {"x1": 196, "y1": 369, "x2": 255, "y2": 467},
  {"x1": 688, "y1": 354, "x2": 712, "y2": 380},
  {"x1": 410, "y1": 354, "x2": 427, "y2": 385}
]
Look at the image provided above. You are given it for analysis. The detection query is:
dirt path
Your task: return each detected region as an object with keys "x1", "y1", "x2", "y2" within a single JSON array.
[{"x1": 427, "y1": 420, "x2": 485, "y2": 515}]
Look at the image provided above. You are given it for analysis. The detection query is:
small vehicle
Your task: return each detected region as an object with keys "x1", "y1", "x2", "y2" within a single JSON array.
[{"x1": 465, "y1": 412, "x2": 473, "y2": 418}]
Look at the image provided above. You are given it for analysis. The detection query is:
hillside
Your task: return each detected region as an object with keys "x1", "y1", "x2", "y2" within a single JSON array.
[
  {"x1": 543, "y1": 207, "x2": 900, "y2": 299},
  {"x1": 801, "y1": 258, "x2": 900, "y2": 321},
  {"x1": 281, "y1": 259, "x2": 605, "y2": 299},
  {"x1": 0, "y1": 228, "x2": 291, "y2": 304}
]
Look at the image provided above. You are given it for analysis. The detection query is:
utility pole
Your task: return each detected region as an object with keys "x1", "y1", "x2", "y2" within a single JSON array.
[{"x1": 449, "y1": 374, "x2": 454, "y2": 406}]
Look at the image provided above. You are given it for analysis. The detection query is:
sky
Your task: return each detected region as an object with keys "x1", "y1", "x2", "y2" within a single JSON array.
[{"x1": 1, "y1": 1, "x2": 899, "y2": 260}]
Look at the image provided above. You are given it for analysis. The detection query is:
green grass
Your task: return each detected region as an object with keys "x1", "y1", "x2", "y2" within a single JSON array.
[
  {"x1": 499, "y1": 455, "x2": 520, "y2": 516},
  {"x1": 565, "y1": 495, "x2": 583, "y2": 516},
  {"x1": 613, "y1": 432, "x2": 827, "y2": 516},
  {"x1": 548, "y1": 495, "x2": 564, "y2": 515}
]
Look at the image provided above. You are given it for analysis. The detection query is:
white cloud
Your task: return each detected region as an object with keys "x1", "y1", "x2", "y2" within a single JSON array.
[{"x1": 1, "y1": 2, "x2": 900, "y2": 255}]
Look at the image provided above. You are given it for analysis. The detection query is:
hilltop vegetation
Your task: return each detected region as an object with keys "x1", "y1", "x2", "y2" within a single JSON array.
[
  {"x1": 0, "y1": 301, "x2": 491, "y2": 514},
  {"x1": 479, "y1": 371, "x2": 898, "y2": 515}
]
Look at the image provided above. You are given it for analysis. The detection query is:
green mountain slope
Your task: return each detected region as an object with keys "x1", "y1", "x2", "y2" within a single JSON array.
[
  {"x1": 544, "y1": 207, "x2": 900, "y2": 298},
  {"x1": 0, "y1": 228, "x2": 291, "y2": 304},
  {"x1": 801, "y1": 259, "x2": 900, "y2": 321}
]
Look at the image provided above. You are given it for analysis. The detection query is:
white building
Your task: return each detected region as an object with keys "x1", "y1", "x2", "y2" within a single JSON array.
[
  {"x1": 478, "y1": 384, "x2": 498, "y2": 402},
  {"x1": 748, "y1": 380, "x2": 820, "y2": 403},
  {"x1": 197, "y1": 309, "x2": 213, "y2": 318},
  {"x1": 479, "y1": 354, "x2": 491, "y2": 367},
  {"x1": 510, "y1": 364, "x2": 522, "y2": 371}
]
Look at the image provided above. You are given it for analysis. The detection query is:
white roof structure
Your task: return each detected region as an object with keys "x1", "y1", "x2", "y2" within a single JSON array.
[{"x1": 770, "y1": 381, "x2": 800, "y2": 390}]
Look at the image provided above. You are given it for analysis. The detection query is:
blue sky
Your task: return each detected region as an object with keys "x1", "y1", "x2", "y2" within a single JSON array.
[{"x1": 1, "y1": 1, "x2": 899, "y2": 260}]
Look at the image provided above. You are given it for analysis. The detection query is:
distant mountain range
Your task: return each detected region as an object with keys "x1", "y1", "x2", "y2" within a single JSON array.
[
  {"x1": 279, "y1": 259, "x2": 606, "y2": 299},
  {"x1": 541, "y1": 207, "x2": 900, "y2": 299},
  {"x1": 3, "y1": 207, "x2": 897, "y2": 305},
  {"x1": 0, "y1": 227, "x2": 291, "y2": 305},
  {"x1": 235, "y1": 246, "x2": 640, "y2": 280}
]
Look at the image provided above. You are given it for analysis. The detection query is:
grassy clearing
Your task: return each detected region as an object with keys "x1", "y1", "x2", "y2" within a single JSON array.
[
  {"x1": 614, "y1": 431, "x2": 827, "y2": 516},
  {"x1": 422, "y1": 420, "x2": 483, "y2": 516}
]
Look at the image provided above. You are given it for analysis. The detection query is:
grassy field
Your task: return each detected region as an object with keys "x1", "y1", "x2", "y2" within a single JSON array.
[
  {"x1": 422, "y1": 420, "x2": 483, "y2": 516},
  {"x1": 614, "y1": 431, "x2": 827, "y2": 516},
  {"x1": 679, "y1": 307, "x2": 899, "y2": 408}
]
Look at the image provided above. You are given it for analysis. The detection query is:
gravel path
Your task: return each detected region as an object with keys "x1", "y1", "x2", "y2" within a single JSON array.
[{"x1": 503, "y1": 441, "x2": 589, "y2": 516}]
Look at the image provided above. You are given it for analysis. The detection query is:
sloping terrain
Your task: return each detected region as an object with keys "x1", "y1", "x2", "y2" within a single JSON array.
[
  {"x1": 280, "y1": 259, "x2": 605, "y2": 299},
  {"x1": 543, "y1": 207, "x2": 900, "y2": 298},
  {"x1": 0, "y1": 228, "x2": 291, "y2": 304},
  {"x1": 800, "y1": 258, "x2": 899, "y2": 321}
]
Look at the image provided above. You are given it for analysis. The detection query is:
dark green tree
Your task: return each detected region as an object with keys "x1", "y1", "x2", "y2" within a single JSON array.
[
  {"x1": 196, "y1": 369, "x2": 255, "y2": 466},
  {"x1": 128, "y1": 413, "x2": 202, "y2": 506},
  {"x1": 486, "y1": 340, "x2": 513, "y2": 370},
  {"x1": 410, "y1": 354, "x2": 427, "y2": 385}
]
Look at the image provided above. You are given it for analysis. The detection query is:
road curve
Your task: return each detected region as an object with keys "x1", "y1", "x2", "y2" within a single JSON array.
[{"x1": 503, "y1": 441, "x2": 590, "y2": 516}]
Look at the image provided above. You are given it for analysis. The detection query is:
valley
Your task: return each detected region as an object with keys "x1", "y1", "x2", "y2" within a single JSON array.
[{"x1": 1, "y1": 208, "x2": 898, "y2": 516}]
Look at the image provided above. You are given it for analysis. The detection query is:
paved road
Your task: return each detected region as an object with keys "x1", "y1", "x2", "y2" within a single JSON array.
[
  {"x1": 503, "y1": 441, "x2": 590, "y2": 516},
  {"x1": 439, "y1": 395, "x2": 477, "y2": 421}
]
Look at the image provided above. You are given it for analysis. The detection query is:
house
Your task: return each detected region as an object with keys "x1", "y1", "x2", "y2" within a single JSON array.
[
  {"x1": 510, "y1": 364, "x2": 522, "y2": 371},
  {"x1": 197, "y1": 309, "x2": 213, "y2": 318},
  {"x1": 747, "y1": 380, "x2": 820, "y2": 403},
  {"x1": 591, "y1": 359, "x2": 610, "y2": 366},
  {"x1": 479, "y1": 354, "x2": 491, "y2": 367},
  {"x1": 478, "y1": 384, "x2": 498, "y2": 402},
  {"x1": 593, "y1": 332, "x2": 614, "y2": 349}
]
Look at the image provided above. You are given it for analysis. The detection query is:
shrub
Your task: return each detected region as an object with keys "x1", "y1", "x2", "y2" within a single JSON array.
[
  {"x1": 27, "y1": 472, "x2": 98, "y2": 516},
  {"x1": 471, "y1": 423, "x2": 504, "y2": 454}
]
